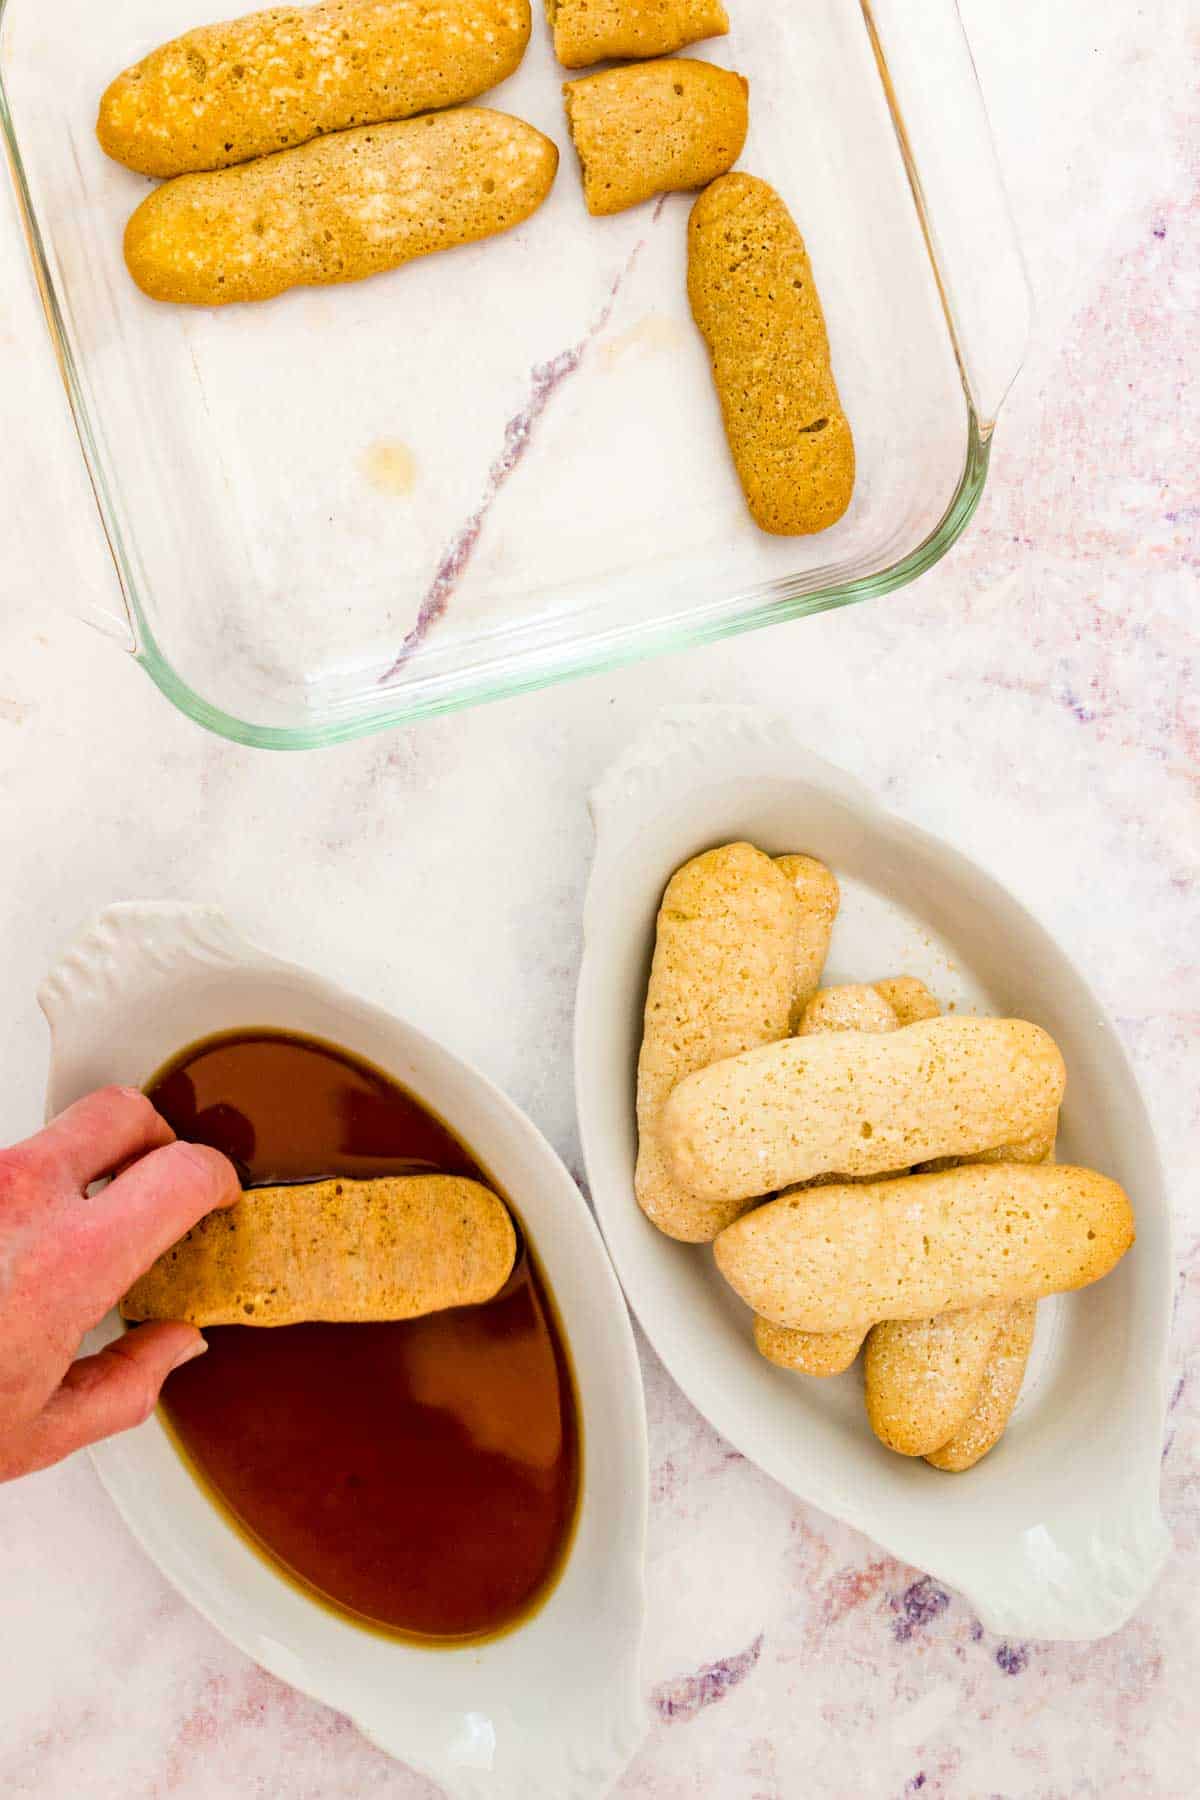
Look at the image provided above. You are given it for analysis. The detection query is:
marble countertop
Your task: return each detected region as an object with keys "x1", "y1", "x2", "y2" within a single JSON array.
[{"x1": 0, "y1": 1, "x2": 1195, "y2": 1794}]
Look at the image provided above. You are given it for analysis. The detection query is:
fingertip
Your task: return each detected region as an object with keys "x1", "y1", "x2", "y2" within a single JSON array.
[
  {"x1": 170, "y1": 1140, "x2": 242, "y2": 1207},
  {"x1": 98, "y1": 1084, "x2": 175, "y2": 1141},
  {"x1": 171, "y1": 1333, "x2": 208, "y2": 1370}
]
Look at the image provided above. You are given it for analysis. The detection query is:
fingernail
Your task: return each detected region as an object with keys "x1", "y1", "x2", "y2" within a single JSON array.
[{"x1": 171, "y1": 1337, "x2": 208, "y2": 1372}]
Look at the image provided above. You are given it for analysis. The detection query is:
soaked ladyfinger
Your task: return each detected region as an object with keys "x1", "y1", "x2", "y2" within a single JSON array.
[
  {"x1": 98, "y1": 0, "x2": 533, "y2": 177},
  {"x1": 688, "y1": 173, "x2": 855, "y2": 534},
  {"x1": 547, "y1": 0, "x2": 729, "y2": 68},
  {"x1": 124, "y1": 109, "x2": 558, "y2": 306},
  {"x1": 564, "y1": 58, "x2": 748, "y2": 217},
  {"x1": 635, "y1": 843, "x2": 799, "y2": 1242},
  {"x1": 122, "y1": 1175, "x2": 516, "y2": 1326}
]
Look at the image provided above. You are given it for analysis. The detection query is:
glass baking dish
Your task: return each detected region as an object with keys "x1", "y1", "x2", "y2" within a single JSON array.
[{"x1": 1, "y1": 0, "x2": 1029, "y2": 748}]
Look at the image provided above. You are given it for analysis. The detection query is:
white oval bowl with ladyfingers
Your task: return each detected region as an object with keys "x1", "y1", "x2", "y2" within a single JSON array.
[
  {"x1": 574, "y1": 706, "x2": 1172, "y2": 1641},
  {"x1": 40, "y1": 903, "x2": 648, "y2": 1799}
]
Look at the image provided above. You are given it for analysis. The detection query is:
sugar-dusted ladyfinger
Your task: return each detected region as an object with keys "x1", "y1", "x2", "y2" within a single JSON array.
[
  {"x1": 688, "y1": 173, "x2": 854, "y2": 535},
  {"x1": 124, "y1": 110, "x2": 558, "y2": 306},
  {"x1": 925, "y1": 1300, "x2": 1038, "y2": 1472},
  {"x1": 122, "y1": 1175, "x2": 516, "y2": 1326},
  {"x1": 98, "y1": 0, "x2": 533, "y2": 177},
  {"x1": 864, "y1": 1303, "x2": 1011, "y2": 1456},
  {"x1": 635, "y1": 843, "x2": 799, "y2": 1242},
  {"x1": 800, "y1": 984, "x2": 897, "y2": 1037},
  {"x1": 547, "y1": 0, "x2": 729, "y2": 68},
  {"x1": 872, "y1": 976, "x2": 941, "y2": 1027},
  {"x1": 563, "y1": 58, "x2": 748, "y2": 217},
  {"x1": 754, "y1": 1316, "x2": 866, "y2": 1377},
  {"x1": 662, "y1": 1015, "x2": 1066, "y2": 1204},
  {"x1": 774, "y1": 855, "x2": 840, "y2": 1027},
  {"x1": 714, "y1": 1163, "x2": 1134, "y2": 1333}
]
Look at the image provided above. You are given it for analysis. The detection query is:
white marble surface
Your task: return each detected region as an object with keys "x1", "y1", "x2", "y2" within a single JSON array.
[{"x1": 0, "y1": 1, "x2": 1196, "y2": 1795}]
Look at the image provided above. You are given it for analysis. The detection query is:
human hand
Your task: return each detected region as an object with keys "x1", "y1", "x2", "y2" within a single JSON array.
[{"x1": 0, "y1": 1086, "x2": 239, "y2": 1481}]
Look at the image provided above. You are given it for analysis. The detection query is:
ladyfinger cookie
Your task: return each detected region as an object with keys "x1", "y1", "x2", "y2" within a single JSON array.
[
  {"x1": 714, "y1": 1163, "x2": 1134, "y2": 1333},
  {"x1": 864, "y1": 1303, "x2": 1010, "y2": 1457},
  {"x1": 635, "y1": 842, "x2": 799, "y2": 1242},
  {"x1": 925, "y1": 1300, "x2": 1038, "y2": 1472},
  {"x1": 121, "y1": 1174, "x2": 516, "y2": 1326},
  {"x1": 688, "y1": 173, "x2": 855, "y2": 535},
  {"x1": 800, "y1": 983, "x2": 897, "y2": 1037},
  {"x1": 755, "y1": 1316, "x2": 866, "y2": 1377},
  {"x1": 750, "y1": 970, "x2": 895, "y2": 1376},
  {"x1": 547, "y1": 0, "x2": 729, "y2": 68},
  {"x1": 774, "y1": 855, "x2": 840, "y2": 1027},
  {"x1": 123, "y1": 109, "x2": 558, "y2": 306},
  {"x1": 98, "y1": 0, "x2": 533, "y2": 177},
  {"x1": 872, "y1": 976, "x2": 941, "y2": 1027},
  {"x1": 563, "y1": 58, "x2": 748, "y2": 217},
  {"x1": 662, "y1": 1015, "x2": 1066, "y2": 1204}
]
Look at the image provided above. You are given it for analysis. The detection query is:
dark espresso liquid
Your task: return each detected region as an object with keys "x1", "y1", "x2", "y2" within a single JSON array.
[{"x1": 147, "y1": 1031, "x2": 580, "y2": 1643}]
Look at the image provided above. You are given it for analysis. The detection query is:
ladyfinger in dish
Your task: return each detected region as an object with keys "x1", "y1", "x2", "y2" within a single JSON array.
[
  {"x1": 800, "y1": 983, "x2": 898, "y2": 1036},
  {"x1": 872, "y1": 976, "x2": 941, "y2": 1027},
  {"x1": 714, "y1": 1162, "x2": 1134, "y2": 1333},
  {"x1": 750, "y1": 975, "x2": 898, "y2": 1377},
  {"x1": 864, "y1": 1303, "x2": 1011, "y2": 1457},
  {"x1": 774, "y1": 855, "x2": 840, "y2": 1027},
  {"x1": 547, "y1": 0, "x2": 729, "y2": 69},
  {"x1": 754, "y1": 1316, "x2": 867, "y2": 1378},
  {"x1": 122, "y1": 1174, "x2": 517, "y2": 1326},
  {"x1": 635, "y1": 842, "x2": 799, "y2": 1242},
  {"x1": 662, "y1": 1014, "x2": 1067, "y2": 1204},
  {"x1": 688, "y1": 173, "x2": 855, "y2": 535},
  {"x1": 924, "y1": 1300, "x2": 1038, "y2": 1471},
  {"x1": 563, "y1": 58, "x2": 748, "y2": 217},
  {"x1": 98, "y1": 0, "x2": 533, "y2": 177},
  {"x1": 123, "y1": 109, "x2": 558, "y2": 306}
]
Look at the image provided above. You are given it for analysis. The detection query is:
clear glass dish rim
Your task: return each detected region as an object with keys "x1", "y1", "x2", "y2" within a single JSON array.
[{"x1": 0, "y1": 0, "x2": 999, "y2": 752}]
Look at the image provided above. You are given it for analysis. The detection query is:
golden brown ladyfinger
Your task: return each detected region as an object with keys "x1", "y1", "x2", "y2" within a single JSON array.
[
  {"x1": 872, "y1": 976, "x2": 941, "y2": 1027},
  {"x1": 635, "y1": 843, "x2": 799, "y2": 1242},
  {"x1": 774, "y1": 855, "x2": 840, "y2": 1027},
  {"x1": 800, "y1": 984, "x2": 898, "y2": 1036},
  {"x1": 98, "y1": 0, "x2": 533, "y2": 177},
  {"x1": 121, "y1": 1174, "x2": 516, "y2": 1326},
  {"x1": 713, "y1": 1163, "x2": 1134, "y2": 1333},
  {"x1": 925, "y1": 1300, "x2": 1038, "y2": 1471},
  {"x1": 662, "y1": 1015, "x2": 1067, "y2": 1204},
  {"x1": 688, "y1": 172, "x2": 855, "y2": 535},
  {"x1": 123, "y1": 109, "x2": 558, "y2": 305},
  {"x1": 563, "y1": 58, "x2": 748, "y2": 217},
  {"x1": 547, "y1": 0, "x2": 729, "y2": 68},
  {"x1": 754, "y1": 1316, "x2": 867, "y2": 1377},
  {"x1": 864, "y1": 1303, "x2": 1011, "y2": 1456}
]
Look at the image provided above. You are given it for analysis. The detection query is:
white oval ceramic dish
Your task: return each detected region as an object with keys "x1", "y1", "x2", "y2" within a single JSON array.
[
  {"x1": 41, "y1": 903, "x2": 648, "y2": 1799},
  {"x1": 574, "y1": 706, "x2": 1172, "y2": 1642}
]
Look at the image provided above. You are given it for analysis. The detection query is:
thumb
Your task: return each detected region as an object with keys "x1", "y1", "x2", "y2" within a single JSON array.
[{"x1": 10, "y1": 1325, "x2": 206, "y2": 1478}]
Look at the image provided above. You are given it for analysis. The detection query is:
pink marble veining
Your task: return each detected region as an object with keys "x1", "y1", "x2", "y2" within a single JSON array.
[{"x1": 381, "y1": 199, "x2": 668, "y2": 678}]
